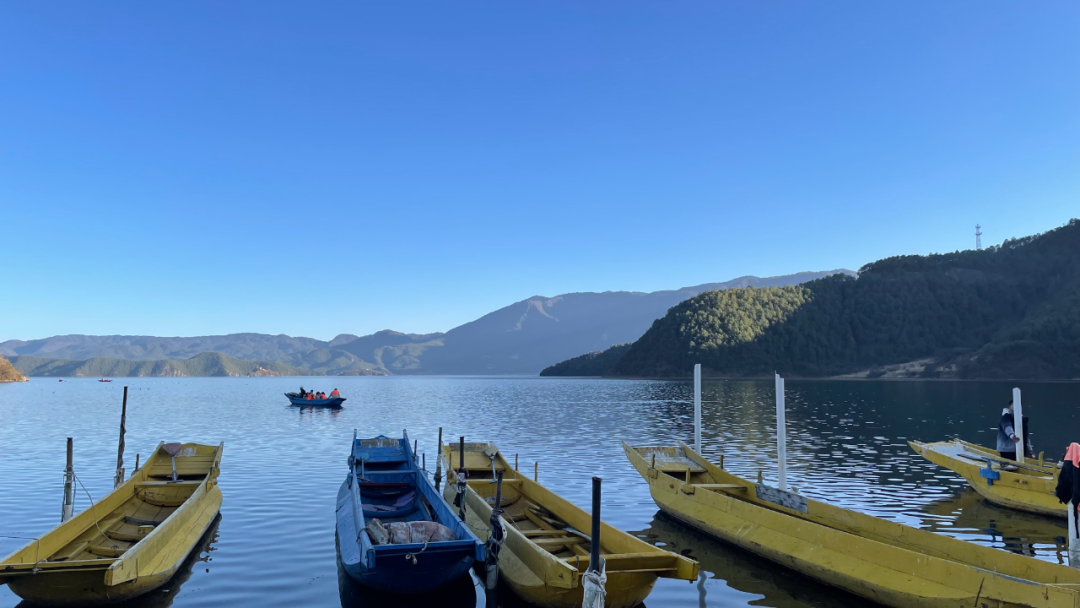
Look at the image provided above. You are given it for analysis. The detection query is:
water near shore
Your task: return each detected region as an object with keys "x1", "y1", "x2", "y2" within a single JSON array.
[{"x1": 1, "y1": 377, "x2": 1078, "y2": 608}]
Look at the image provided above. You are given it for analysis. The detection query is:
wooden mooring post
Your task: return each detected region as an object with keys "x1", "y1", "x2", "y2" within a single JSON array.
[{"x1": 61, "y1": 438, "x2": 74, "y2": 522}]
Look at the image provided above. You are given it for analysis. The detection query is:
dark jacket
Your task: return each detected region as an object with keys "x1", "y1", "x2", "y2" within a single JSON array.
[{"x1": 1055, "y1": 460, "x2": 1080, "y2": 507}]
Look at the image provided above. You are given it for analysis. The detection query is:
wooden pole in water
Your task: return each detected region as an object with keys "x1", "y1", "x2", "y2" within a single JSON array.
[
  {"x1": 515, "y1": 453, "x2": 518, "y2": 470},
  {"x1": 485, "y1": 470, "x2": 505, "y2": 608},
  {"x1": 134, "y1": 453, "x2": 140, "y2": 473},
  {"x1": 775, "y1": 373, "x2": 788, "y2": 492},
  {"x1": 62, "y1": 438, "x2": 74, "y2": 523},
  {"x1": 1013, "y1": 387, "x2": 1025, "y2": 465},
  {"x1": 434, "y1": 427, "x2": 443, "y2": 491},
  {"x1": 534, "y1": 461, "x2": 538, "y2": 482},
  {"x1": 588, "y1": 477, "x2": 602, "y2": 573},
  {"x1": 694, "y1": 364, "x2": 702, "y2": 452},
  {"x1": 114, "y1": 387, "x2": 128, "y2": 489},
  {"x1": 457, "y1": 436, "x2": 467, "y2": 521}
]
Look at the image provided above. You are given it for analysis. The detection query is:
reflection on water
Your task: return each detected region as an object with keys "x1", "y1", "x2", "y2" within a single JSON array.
[
  {"x1": 916, "y1": 488, "x2": 1067, "y2": 562},
  {"x1": 15, "y1": 517, "x2": 222, "y2": 608},
  {"x1": 634, "y1": 512, "x2": 868, "y2": 608},
  {"x1": 1, "y1": 377, "x2": 1078, "y2": 608}
]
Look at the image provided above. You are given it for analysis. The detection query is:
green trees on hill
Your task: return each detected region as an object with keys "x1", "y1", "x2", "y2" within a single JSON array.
[{"x1": 547, "y1": 219, "x2": 1080, "y2": 380}]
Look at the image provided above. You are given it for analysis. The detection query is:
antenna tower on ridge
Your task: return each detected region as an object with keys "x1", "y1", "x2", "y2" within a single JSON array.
[{"x1": 975, "y1": 224, "x2": 982, "y2": 250}]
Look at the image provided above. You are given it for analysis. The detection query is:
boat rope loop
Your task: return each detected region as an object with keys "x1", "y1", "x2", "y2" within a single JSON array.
[
  {"x1": 455, "y1": 469, "x2": 469, "y2": 521},
  {"x1": 485, "y1": 506, "x2": 505, "y2": 572},
  {"x1": 404, "y1": 540, "x2": 429, "y2": 565},
  {"x1": 581, "y1": 556, "x2": 607, "y2": 608}
]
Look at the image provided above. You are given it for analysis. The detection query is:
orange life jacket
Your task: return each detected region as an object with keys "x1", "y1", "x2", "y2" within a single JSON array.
[{"x1": 330, "y1": 390, "x2": 340, "y2": 397}]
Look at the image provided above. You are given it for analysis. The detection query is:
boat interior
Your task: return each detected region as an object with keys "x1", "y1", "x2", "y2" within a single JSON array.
[
  {"x1": 627, "y1": 442, "x2": 1080, "y2": 586},
  {"x1": 923, "y1": 439, "x2": 1058, "y2": 478},
  {"x1": 448, "y1": 442, "x2": 691, "y2": 576},
  {"x1": 353, "y1": 436, "x2": 437, "y2": 524},
  {"x1": 33, "y1": 443, "x2": 218, "y2": 567}
]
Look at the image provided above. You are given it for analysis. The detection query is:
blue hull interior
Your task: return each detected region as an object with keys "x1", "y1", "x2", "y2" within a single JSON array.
[{"x1": 335, "y1": 431, "x2": 484, "y2": 594}]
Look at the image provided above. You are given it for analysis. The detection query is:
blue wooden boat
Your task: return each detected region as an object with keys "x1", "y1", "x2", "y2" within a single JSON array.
[
  {"x1": 335, "y1": 431, "x2": 484, "y2": 594},
  {"x1": 285, "y1": 392, "x2": 346, "y2": 407}
]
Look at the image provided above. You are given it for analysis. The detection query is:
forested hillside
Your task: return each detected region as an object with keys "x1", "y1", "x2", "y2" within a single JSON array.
[
  {"x1": 545, "y1": 220, "x2": 1080, "y2": 380},
  {"x1": 10, "y1": 352, "x2": 314, "y2": 378},
  {"x1": 0, "y1": 355, "x2": 26, "y2": 382}
]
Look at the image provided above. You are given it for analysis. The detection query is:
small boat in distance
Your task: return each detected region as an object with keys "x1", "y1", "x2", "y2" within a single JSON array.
[
  {"x1": 285, "y1": 392, "x2": 345, "y2": 407},
  {"x1": 99, "y1": 378, "x2": 112, "y2": 383},
  {"x1": 336, "y1": 431, "x2": 483, "y2": 594},
  {"x1": 443, "y1": 440, "x2": 697, "y2": 608},
  {"x1": 0, "y1": 441, "x2": 224, "y2": 606}
]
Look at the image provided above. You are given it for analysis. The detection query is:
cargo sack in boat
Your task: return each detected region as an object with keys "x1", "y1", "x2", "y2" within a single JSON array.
[
  {"x1": 384, "y1": 521, "x2": 456, "y2": 544},
  {"x1": 366, "y1": 518, "x2": 391, "y2": 545}
]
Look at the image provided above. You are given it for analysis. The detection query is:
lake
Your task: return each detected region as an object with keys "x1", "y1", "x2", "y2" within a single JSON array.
[{"x1": 1, "y1": 376, "x2": 1078, "y2": 608}]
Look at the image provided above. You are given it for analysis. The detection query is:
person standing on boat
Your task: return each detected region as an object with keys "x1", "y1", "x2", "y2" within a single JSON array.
[
  {"x1": 330, "y1": 388, "x2": 340, "y2": 398},
  {"x1": 997, "y1": 399, "x2": 1033, "y2": 460},
  {"x1": 299, "y1": 386, "x2": 306, "y2": 397}
]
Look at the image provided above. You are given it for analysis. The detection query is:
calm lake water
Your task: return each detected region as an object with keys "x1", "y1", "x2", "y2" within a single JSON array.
[{"x1": 1, "y1": 377, "x2": 1079, "y2": 608}]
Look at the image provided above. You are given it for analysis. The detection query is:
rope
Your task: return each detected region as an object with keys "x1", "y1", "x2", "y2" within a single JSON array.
[
  {"x1": 404, "y1": 540, "x2": 429, "y2": 565},
  {"x1": 72, "y1": 470, "x2": 112, "y2": 544}
]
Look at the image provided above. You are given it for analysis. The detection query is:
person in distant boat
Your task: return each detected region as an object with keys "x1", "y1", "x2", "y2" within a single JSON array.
[
  {"x1": 319, "y1": 392, "x2": 326, "y2": 399},
  {"x1": 330, "y1": 388, "x2": 340, "y2": 398},
  {"x1": 306, "y1": 392, "x2": 313, "y2": 401},
  {"x1": 299, "y1": 387, "x2": 306, "y2": 397},
  {"x1": 997, "y1": 399, "x2": 1030, "y2": 460}
]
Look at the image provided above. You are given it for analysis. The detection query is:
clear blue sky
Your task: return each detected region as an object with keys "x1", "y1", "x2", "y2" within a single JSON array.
[{"x1": 2, "y1": 1, "x2": 1077, "y2": 342}]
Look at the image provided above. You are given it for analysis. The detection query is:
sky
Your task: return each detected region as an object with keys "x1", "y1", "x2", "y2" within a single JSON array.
[{"x1": 1, "y1": 2, "x2": 1077, "y2": 342}]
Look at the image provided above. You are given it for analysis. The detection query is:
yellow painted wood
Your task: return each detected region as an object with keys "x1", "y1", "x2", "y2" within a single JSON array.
[
  {"x1": 442, "y1": 442, "x2": 698, "y2": 608},
  {"x1": 624, "y1": 440, "x2": 1080, "y2": 608},
  {"x1": 0, "y1": 441, "x2": 223, "y2": 606},
  {"x1": 910, "y1": 439, "x2": 1066, "y2": 518}
]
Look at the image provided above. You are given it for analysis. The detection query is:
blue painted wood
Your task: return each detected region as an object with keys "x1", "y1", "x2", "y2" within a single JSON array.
[
  {"x1": 284, "y1": 393, "x2": 346, "y2": 407},
  {"x1": 335, "y1": 431, "x2": 484, "y2": 594}
]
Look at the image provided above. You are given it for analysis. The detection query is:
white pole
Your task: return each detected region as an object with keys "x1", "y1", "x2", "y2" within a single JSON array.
[
  {"x1": 1069, "y1": 501, "x2": 1080, "y2": 567},
  {"x1": 776, "y1": 373, "x2": 787, "y2": 491},
  {"x1": 1013, "y1": 387, "x2": 1025, "y2": 464},
  {"x1": 694, "y1": 364, "x2": 702, "y2": 452}
]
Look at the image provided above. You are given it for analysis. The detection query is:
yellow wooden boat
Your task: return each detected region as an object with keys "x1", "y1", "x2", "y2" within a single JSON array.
[
  {"x1": 910, "y1": 439, "x2": 1065, "y2": 518},
  {"x1": 0, "y1": 442, "x2": 223, "y2": 606},
  {"x1": 441, "y1": 441, "x2": 697, "y2": 608},
  {"x1": 625, "y1": 439, "x2": 1080, "y2": 608}
]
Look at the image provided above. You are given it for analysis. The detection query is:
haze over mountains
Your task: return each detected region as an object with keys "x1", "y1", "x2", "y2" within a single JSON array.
[{"x1": 2, "y1": 271, "x2": 851, "y2": 377}]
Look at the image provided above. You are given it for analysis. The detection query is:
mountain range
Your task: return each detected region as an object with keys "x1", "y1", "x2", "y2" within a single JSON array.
[{"x1": 2, "y1": 270, "x2": 850, "y2": 377}]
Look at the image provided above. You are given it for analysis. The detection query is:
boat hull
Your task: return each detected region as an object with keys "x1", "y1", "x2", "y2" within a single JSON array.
[
  {"x1": 335, "y1": 433, "x2": 483, "y2": 595},
  {"x1": 335, "y1": 479, "x2": 476, "y2": 594},
  {"x1": 1, "y1": 443, "x2": 224, "y2": 607},
  {"x1": 286, "y1": 393, "x2": 345, "y2": 407},
  {"x1": 624, "y1": 441, "x2": 1080, "y2": 608},
  {"x1": 440, "y1": 442, "x2": 695, "y2": 608},
  {"x1": 910, "y1": 439, "x2": 1065, "y2": 518},
  {"x1": 443, "y1": 482, "x2": 658, "y2": 608}
]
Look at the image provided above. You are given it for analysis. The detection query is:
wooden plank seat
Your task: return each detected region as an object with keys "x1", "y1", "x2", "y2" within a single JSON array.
[{"x1": 135, "y1": 480, "x2": 202, "y2": 488}]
